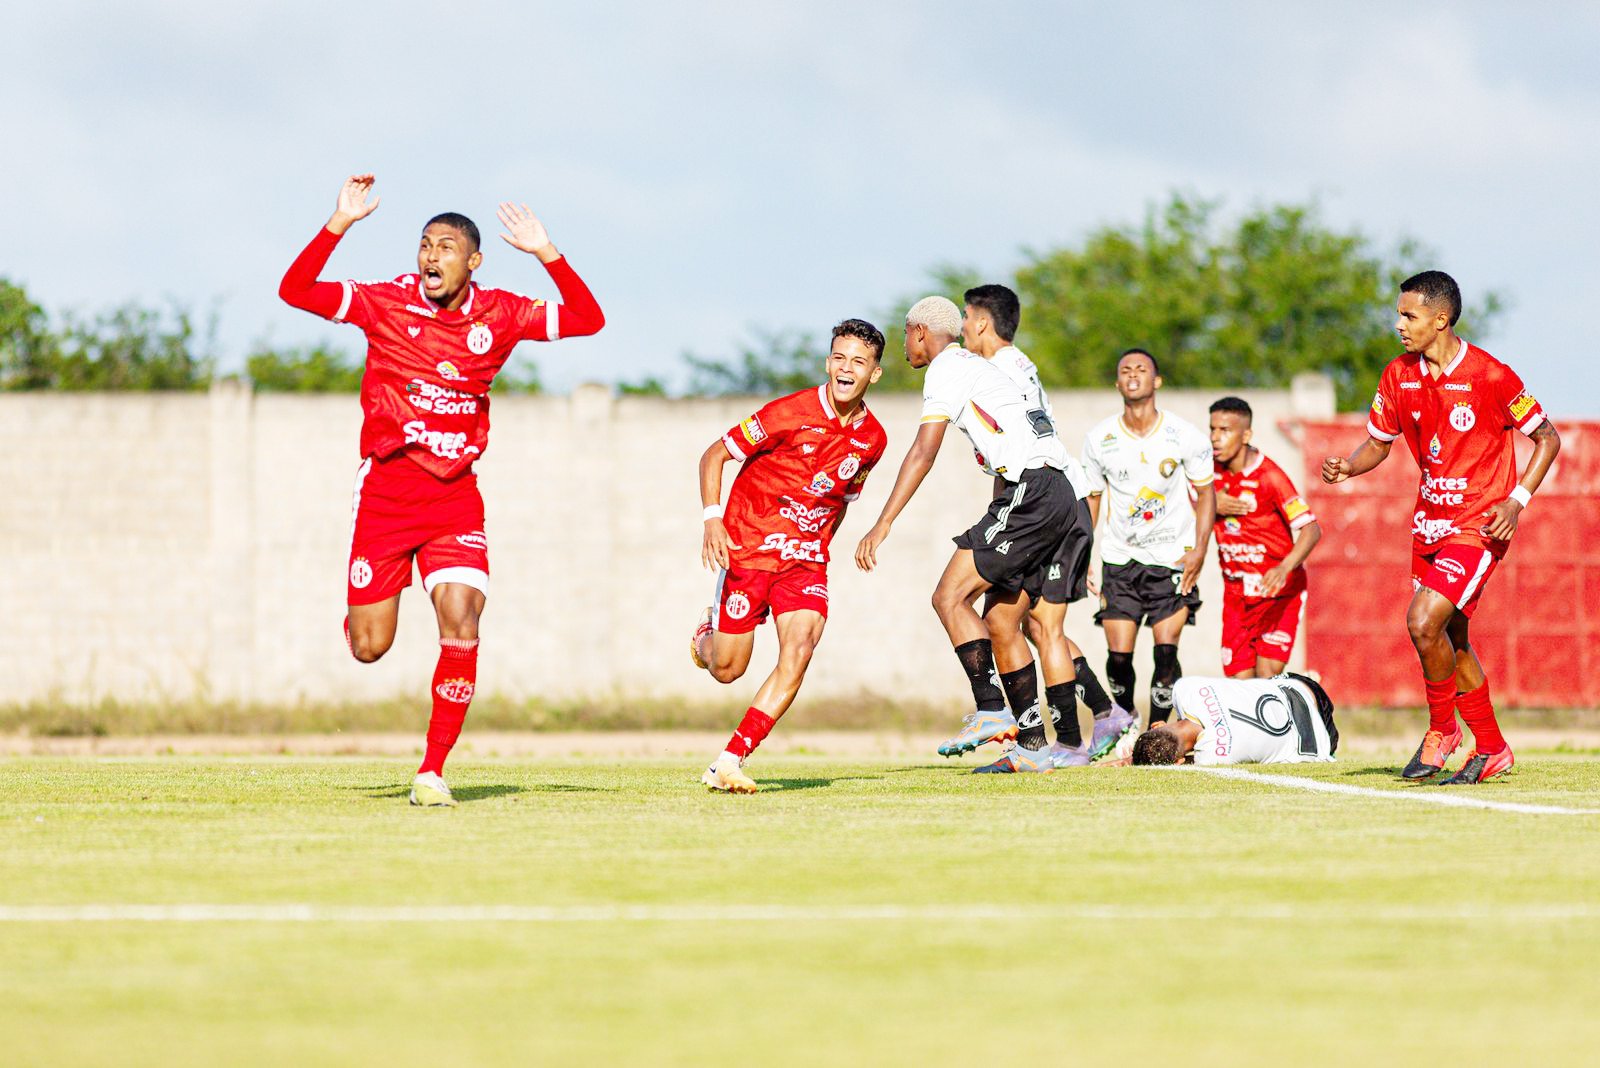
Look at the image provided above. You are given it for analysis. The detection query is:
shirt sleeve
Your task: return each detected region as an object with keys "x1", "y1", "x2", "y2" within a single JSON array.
[
  {"x1": 277, "y1": 227, "x2": 352, "y2": 322},
  {"x1": 1184, "y1": 426, "x2": 1214, "y2": 486},
  {"x1": 1268, "y1": 466, "x2": 1317, "y2": 532},
  {"x1": 513, "y1": 256, "x2": 605, "y2": 342},
  {"x1": 1367, "y1": 366, "x2": 1402, "y2": 441},
  {"x1": 1493, "y1": 363, "x2": 1547, "y2": 435},
  {"x1": 919, "y1": 357, "x2": 958, "y2": 423},
  {"x1": 1081, "y1": 431, "x2": 1106, "y2": 494},
  {"x1": 721, "y1": 396, "x2": 790, "y2": 462}
]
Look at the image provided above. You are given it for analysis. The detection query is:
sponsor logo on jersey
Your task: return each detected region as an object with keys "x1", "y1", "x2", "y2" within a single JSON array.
[
  {"x1": 801, "y1": 444, "x2": 816, "y2": 454},
  {"x1": 1412, "y1": 511, "x2": 1458, "y2": 543},
  {"x1": 739, "y1": 416, "x2": 767, "y2": 447},
  {"x1": 1223, "y1": 517, "x2": 1242, "y2": 533},
  {"x1": 778, "y1": 498, "x2": 834, "y2": 534},
  {"x1": 804, "y1": 472, "x2": 835, "y2": 497},
  {"x1": 1220, "y1": 541, "x2": 1267, "y2": 565},
  {"x1": 403, "y1": 419, "x2": 478, "y2": 460},
  {"x1": 1261, "y1": 630, "x2": 1293, "y2": 648},
  {"x1": 1047, "y1": 564, "x2": 1062, "y2": 580},
  {"x1": 1411, "y1": 410, "x2": 1422, "y2": 421},
  {"x1": 968, "y1": 401, "x2": 1002, "y2": 434},
  {"x1": 407, "y1": 379, "x2": 479, "y2": 415},
  {"x1": 801, "y1": 583, "x2": 829, "y2": 600},
  {"x1": 1100, "y1": 432, "x2": 1117, "y2": 446},
  {"x1": 1434, "y1": 556, "x2": 1467, "y2": 580},
  {"x1": 435, "y1": 678, "x2": 476, "y2": 704},
  {"x1": 456, "y1": 531, "x2": 488, "y2": 550},
  {"x1": 837, "y1": 454, "x2": 861, "y2": 480},
  {"x1": 407, "y1": 326, "x2": 422, "y2": 338},
  {"x1": 1428, "y1": 433, "x2": 1442, "y2": 461},
  {"x1": 1283, "y1": 497, "x2": 1310, "y2": 521},
  {"x1": 995, "y1": 541, "x2": 1012, "y2": 555},
  {"x1": 1129, "y1": 486, "x2": 1167, "y2": 524},
  {"x1": 850, "y1": 438, "x2": 871, "y2": 449},
  {"x1": 724, "y1": 591, "x2": 751, "y2": 620},
  {"x1": 349, "y1": 557, "x2": 373, "y2": 589},
  {"x1": 1449, "y1": 403, "x2": 1476, "y2": 432},
  {"x1": 756, "y1": 532, "x2": 825, "y2": 563},
  {"x1": 1371, "y1": 393, "x2": 1385, "y2": 416},
  {"x1": 1199, "y1": 684, "x2": 1232, "y2": 758},
  {"x1": 1422, "y1": 474, "x2": 1467, "y2": 506},
  {"x1": 1443, "y1": 382, "x2": 1472, "y2": 392},
  {"x1": 1509, "y1": 391, "x2": 1538, "y2": 421},
  {"x1": 466, "y1": 323, "x2": 494, "y2": 355},
  {"x1": 436, "y1": 360, "x2": 467, "y2": 381},
  {"x1": 1400, "y1": 380, "x2": 1420, "y2": 390},
  {"x1": 1159, "y1": 457, "x2": 1178, "y2": 478},
  {"x1": 405, "y1": 304, "x2": 438, "y2": 318}
]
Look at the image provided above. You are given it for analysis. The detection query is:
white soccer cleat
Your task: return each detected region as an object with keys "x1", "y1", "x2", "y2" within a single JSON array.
[
  {"x1": 409, "y1": 771, "x2": 457, "y2": 807},
  {"x1": 701, "y1": 753, "x2": 758, "y2": 794}
]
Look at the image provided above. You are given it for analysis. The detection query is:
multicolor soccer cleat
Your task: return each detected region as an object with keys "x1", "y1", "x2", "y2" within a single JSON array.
[
  {"x1": 1046, "y1": 741, "x2": 1090, "y2": 769},
  {"x1": 937, "y1": 710, "x2": 1018, "y2": 757},
  {"x1": 1401, "y1": 724, "x2": 1464, "y2": 780},
  {"x1": 689, "y1": 607, "x2": 714, "y2": 670},
  {"x1": 409, "y1": 771, "x2": 457, "y2": 808},
  {"x1": 702, "y1": 754, "x2": 758, "y2": 794},
  {"x1": 973, "y1": 742, "x2": 1054, "y2": 774},
  {"x1": 1440, "y1": 745, "x2": 1514, "y2": 785},
  {"x1": 1088, "y1": 705, "x2": 1139, "y2": 763}
]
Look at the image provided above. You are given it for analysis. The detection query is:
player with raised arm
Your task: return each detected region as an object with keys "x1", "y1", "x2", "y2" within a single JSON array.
[
  {"x1": 1118, "y1": 672, "x2": 1338, "y2": 766},
  {"x1": 855, "y1": 296, "x2": 1084, "y2": 773},
  {"x1": 279, "y1": 174, "x2": 604, "y2": 807},
  {"x1": 691, "y1": 320, "x2": 889, "y2": 793},
  {"x1": 961, "y1": 284, "x2": 1133, "y2": 764},
  {"x1": 1323, "y1": 271, "x2": 1559, "y2": 784},
  {"x1": 1081, "y1": 350, "x2": 1216, "y2": 726},
  {"x1": 1209, "y1": 397, "x2": 1322, "y2": 678}
]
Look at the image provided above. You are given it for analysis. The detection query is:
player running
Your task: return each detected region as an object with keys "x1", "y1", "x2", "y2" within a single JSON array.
[
  {"x1": 1323, "y1": 271, "x2": 1558, "y2": 784},
  {"x1": 961, "y1": 284, "x2": 1134, "y2": 762},
  {"x1": 278, "y1": 174, "x2": 604, "y2": 807},
  {"x1": 1082, "y1": 350, "x2": 1216, "y2": 726},
  {"x1": 1209, "y1": 397, "x2": 1322, "y2": 678},
  {"x1": 691, "y1": 320, "x2": 889, "y2": 794},
  {"x1": 1118, "y1": 672, "x2": 1337, "y2": 766},
  {"x1": 855, "y1": 296, "x2": 1088, "y2": 773}
]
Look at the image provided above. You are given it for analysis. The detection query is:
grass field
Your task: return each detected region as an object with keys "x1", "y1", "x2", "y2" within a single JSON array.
[{"x1": 4, "y1": 749, "x2": 1600, "y2": 1066}]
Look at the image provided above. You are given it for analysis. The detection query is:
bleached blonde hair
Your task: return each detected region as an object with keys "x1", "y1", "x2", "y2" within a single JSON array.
[{"x1": 905, "y1": 295, "x2": 962, "y2": 339}]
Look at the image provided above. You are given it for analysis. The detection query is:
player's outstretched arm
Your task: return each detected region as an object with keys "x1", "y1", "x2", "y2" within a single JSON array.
[
  {"x1": 327, "y1": 173, "x2": 381, "y2": 235},
  {"x1": 279, "y1": 174, "x2": 380, "y2": 317},
  {"x1": 1261, "y1": 521, "x2": 1322, "y2": 598},
  {"x1": 498, "y1": 202, "x2": 605, "y2": 338},
  {"x1": 699, "y1": 440, "x2": 737, "y2": 570},
  {"x1": 1321, "y1": 437, "x2": 1390, "y2": 484},
  {"x1": 1482, "y1": 419, "x2": 1561, "y2": 541},
  {"x1": 855, "y1": 421, "x2": 946, "y2": 572}
]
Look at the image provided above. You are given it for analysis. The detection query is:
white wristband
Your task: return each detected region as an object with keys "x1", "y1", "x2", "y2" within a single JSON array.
[
  {"x1": 703, "y1": 504, "x2": 724, "y2": 521},
  {"x1": 1509, "y1": 485, "x2": 1532, "y2": 508}
]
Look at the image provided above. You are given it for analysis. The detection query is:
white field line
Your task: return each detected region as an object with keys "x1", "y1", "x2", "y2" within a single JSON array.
[
  {"x1": 1185, "y1": 765, "x2": 1600, "y2": 815},
  {"x1": 1, "y1": 903, "x2": 1598, "y2": 923}
]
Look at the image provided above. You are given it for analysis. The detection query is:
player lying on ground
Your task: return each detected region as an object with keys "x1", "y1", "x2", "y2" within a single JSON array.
[
  {"x1": 1109, "y1": 673, "x2": 1337, "y2": 766},
  {"x1": 1082, "y1": 349, "x2": 1216, "y2": 727},
  {"x1": 962, "y1": 284, "x2": 1135, "y2": 761},
  {"x1": 1323, "y1": 270, "x2": 1558, "y2": 785},
  {"x1": 691, "y1": 320, "x2": 889, "y2": 793},
  {"x1": 1209, "y1": 396, "x2": 1322, "y2": 678},
  {"x1": 279, "y1": 174, "x2": 603, "y2": 807},
  {"x1": 855, "y1": 296, "x2": 1091, "y2": 773}
]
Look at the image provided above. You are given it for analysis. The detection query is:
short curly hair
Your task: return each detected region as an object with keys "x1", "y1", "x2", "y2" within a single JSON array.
[
  {"x1": 1131, "y1": 728, "x2": 1182, "y2": 766},
  {"x1": 831, "y1": 318, "x2": 885, "y2": 361},
  {"x1": 905, "y1": 296, "x2": 962, "y2": 338}
]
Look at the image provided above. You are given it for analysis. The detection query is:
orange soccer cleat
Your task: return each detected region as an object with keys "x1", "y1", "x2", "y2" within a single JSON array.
[
  {"x1": 1401, "y1": 725, "x2": 1463, "y2": 780},
  {"x1": 1441, "y1": 745, "x2": 1515, "y2": 785}
]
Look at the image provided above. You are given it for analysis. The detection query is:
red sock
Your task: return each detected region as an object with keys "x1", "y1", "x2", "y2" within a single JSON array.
[
  {"x1": 1456, "y1": 682, "x2": 1506, "y2": 753},
  {"x1": 1424, "y1": 677, "x2": 1457, "y2": 734},
  {"x1": 723, "y1": 707, "x2": 776, "y2": 761},
  {"x1": 419, "y1": 639, "x2": 479, "y2": 776}
]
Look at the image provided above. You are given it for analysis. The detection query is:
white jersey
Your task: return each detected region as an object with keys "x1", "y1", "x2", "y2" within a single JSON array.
[
  {"x1": 1082, "y1": 410, "x2": 1213, "y2": 567},
  {"x1": 989, "y1": 345, "x2": 1089, "y2": 498},
  {"x1": 921, "y1": 344, "x2": 1070, "y2": 482},
  {"x1": 1173, "y1": 675, "x2": 1336, "y2": 765}
]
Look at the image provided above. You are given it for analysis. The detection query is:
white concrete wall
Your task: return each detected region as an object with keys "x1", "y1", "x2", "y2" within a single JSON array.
[{"x1": 0, "y1": 376, "x2": 1334, "y2": 711}]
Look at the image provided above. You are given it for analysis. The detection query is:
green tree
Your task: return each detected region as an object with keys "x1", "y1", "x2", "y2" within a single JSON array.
[
  {"x1": 0, "y1": 278, "x2": 60, "y2": 389},
  {"x1": 47, "y1": 302, "x2": 213, "y2": 390},
  {"x1": 247, "y1": 343, "x2": 363, "y2": 391}
]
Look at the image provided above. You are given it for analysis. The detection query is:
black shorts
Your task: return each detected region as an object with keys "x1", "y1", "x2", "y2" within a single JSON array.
[
  {"x1": 1287, "y1": 672, "x2": 1338, "y2": 755},
  {"x1": 953, "y1": 466, "x2": 1077, "y2": 599},
  {"x1": 1094, "y1": 560, "x2": 1201, "y2": 627}
]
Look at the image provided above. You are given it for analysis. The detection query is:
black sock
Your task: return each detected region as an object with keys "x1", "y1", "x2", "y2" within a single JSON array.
[
  {"x1": 1150, "y1": 644, "x2": 1181, "y2": 724},
  {"x1": 954, "y1": 639, "x2": 1006, "y2": 713},
  {"x1": 999, "y1": 663, "x2": 1045, "y2": 749},
  {"x1": 1106, "y1": 651, "x2": 1136, "y2": 714},
  {"x1": 1046, "y1": 682, "x2": 1081, "y2": 747},
  {"x1": 1073, "y1": 656, "x2": 1114, "y2": 718}
]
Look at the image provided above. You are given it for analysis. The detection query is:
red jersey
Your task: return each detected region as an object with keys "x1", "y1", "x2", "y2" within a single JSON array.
[
  {"x1": 1367, "y1": 340, "x2": 1546, "y2": 555},
  {"x1": 721, "y1": 385, "x2": 888, "y2": 572},
  {"x1": 280, "y1": 227, "x2": 603, "y2": 480},
  {"x1": 1214, "y1": 450, "x2": 1316, "y2": 599}
]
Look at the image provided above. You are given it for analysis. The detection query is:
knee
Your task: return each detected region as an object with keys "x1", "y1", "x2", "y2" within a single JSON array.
[
  {"x1": 349, "y1": 634, "x2": 390, "y2": 664},
  {"x1": 1022, "y1": 614, "x2": 1047, "y2": 647},
  {"x1": 780, "y1": 638, "x2": 818, "y2": 677},
  {"x1": 1406, "y1": 607, "x2": 1444, "y2": 646}
]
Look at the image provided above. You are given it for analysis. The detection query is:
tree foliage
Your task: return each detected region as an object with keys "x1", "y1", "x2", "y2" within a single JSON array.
[{"x1": 246, "y1": 343, "x2": 363, "y2": 391}]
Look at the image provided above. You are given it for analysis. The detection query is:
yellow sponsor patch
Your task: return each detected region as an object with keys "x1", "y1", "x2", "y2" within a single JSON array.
[
  {"x1": 1283, "y1": 497, "x2": 1310, "y2": 521},
  {"x1": 1370, "y1": 392, "x2": 1385, "y2": 416},
  {"x1": 740, "y1": 416, "x2": 768, "y2": 446},
  {"x1": 1509, "y1": 392, "x2": 1537, "y2": 421}
]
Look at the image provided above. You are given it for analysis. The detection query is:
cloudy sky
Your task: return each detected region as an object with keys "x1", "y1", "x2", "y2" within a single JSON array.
[{"x1": 4, "y1": 1, "x2": 1597, "y2": 411}]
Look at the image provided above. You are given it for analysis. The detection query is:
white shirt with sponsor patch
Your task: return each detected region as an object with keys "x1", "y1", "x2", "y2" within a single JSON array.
[
  {"x1": 1081, "y1": 410, "x2": 1213, "y2": 568},
  {"x1": 989, "y1": 345, "x2": 1089, "y2": 498},
  {"x1": 1174, "y1": 675, "x2": 1335, "y2": 765},
  {"x1": 920, "y1": 344, "x2": 1070, "y2": 482}
]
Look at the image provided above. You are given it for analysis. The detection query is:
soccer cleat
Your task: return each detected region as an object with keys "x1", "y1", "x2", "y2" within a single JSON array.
[
  {"x1": 937, "y1": 710, "x2": 1018, "y2": 757},
  {"x1": 689, "y1": 607, "x2": 714, "y2": 670},
  {"x1": 701, "y1": 754, "x2": 758, "y2": 794},
  {"x1": 1441, "y1": 745, "x2": 1515, "y2": 785},
  {"x1": 1046, "y1": 741, "x2": 1090, "y2": 769},
  {"x1": 1401, "y1": 725, "x2": 1464, "y2": 780},
  {"x1": 1088, "y1": 705, "x2": 1138, "y2": 763},
  {"x1": 409, "y1": 771, "x2": 457, "y2": 808},
  {"x1": 973, "y1": 742, "x2": 1054, "y2": 774}
]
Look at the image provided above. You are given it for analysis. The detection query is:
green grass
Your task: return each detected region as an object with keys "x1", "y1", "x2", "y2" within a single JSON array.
[{"x1": 3, "y1": 753, "x2": 1599, "y2": 1066}]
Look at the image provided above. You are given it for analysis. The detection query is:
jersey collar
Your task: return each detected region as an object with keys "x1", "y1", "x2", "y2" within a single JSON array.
[
  {"x1": 1240, "y1": 448, "x2": 1264, "y2": 476},
  {"x1": 1418, "y1": 338, "x2": 1468, "y2": 381},
  {"x1": 1118, "y1": 410, "x2": 1165, "y2": 439},
  {"x1": 416, "y1": 280, "x2": 477, "y2": 318},
  {"x1": 816, "y1": 382, "x2": 870, "y2": 428}
]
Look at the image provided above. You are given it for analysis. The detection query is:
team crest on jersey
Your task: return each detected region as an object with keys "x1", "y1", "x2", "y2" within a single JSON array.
[
  {"x1": 349, "y1": 557, "x2": 373, "y2": 589},
  {"x1": 724, "y1": 591, "x2": 751, "y2": 621},
  {"x1": 1129, "y1": 487, "x2": 1167, "y2": 523},
  {"x1": 804, "y1": 471, "x2": 836, "y2": 497},
  {"x1": 801, "y1": 444, "x2": 816, "y2": 454},
  {"x1": 1449, "y1": 403, "x2": 1476, "y2": 432},
  {"x1": 466, "y1": 323, "x2": 494, "y2": 355},
  {"x1": 1429, "y1": 433, "x2": 1442, "y2": 460},
  {"x1": 436, "y1": 360, "x2": 466, "y2": 382},
  {"x1": 1159, "y1": 457, "x2": 1178, "y2": 478},
  {"x1": 1509, "y1": 392, "x2": 1538, "y2": 421},
  {"x1": 838, "y1": 454, "x2": 861, "y2": 480},
  {"x1": 407, "y1": 326, "x2": 422, "y2": 338}
]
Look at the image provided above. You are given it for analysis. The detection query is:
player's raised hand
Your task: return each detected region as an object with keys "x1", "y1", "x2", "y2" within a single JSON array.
[
  {"x1": 1321, "y1": 455, "x2": 1351, "y2": 484},
  {"x1": 702, "y1": 517, "x2": 734, "y2": 570},
  {"x1": 1177, "y1": 546, "x2": 1204, "y2": 596},
  {"x1": 330, "y1": 174, "x2": 381, "y2": 231},
  {"x1": 497, "y1": 202, "x2": 556, "y2": 259},
  {"x1": 1480, "y1": 499, "x2": 1523, "y2": 541},
  {"x1": 855, "y1": 523, "x2": 889, "y2": 572}
]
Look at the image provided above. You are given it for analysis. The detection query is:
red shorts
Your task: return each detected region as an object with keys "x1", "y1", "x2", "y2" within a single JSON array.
[
  {"x1": 1412, "y1": 542, "x2": 1500, "y2": 619},
  {"x1": 713, "y1": 564, "x2": 829, "y2": 635},
  {"x1": 1220, "y1": 586, "x2": 1305, "y2": 675},
  {"x1": 347, "y1": 453, "x2": 489, "y2": 606}
]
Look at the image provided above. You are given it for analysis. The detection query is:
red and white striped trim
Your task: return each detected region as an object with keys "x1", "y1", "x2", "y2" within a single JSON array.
[
  {"x1": 721, "y1": 434, "x2": 747, "y2": 462},
  {"x1": 545, "y1": 303, "x2": 560, "y2": 341},
  {"x1": 422, "y1": 566, "x2": 489, "y2": 597},
  {"x1": 347, "y1": 457, "x2": 372, "y2": 561},
  {"x1": 1366, "y1": 420, "x2": 1398, "y2": 442},
  {"x1": 1455, "y1": 549, "x2": 1495, "y2": 608},
  {"x1": 334, "y1": 281, "x2": 354, "y2": 323}
]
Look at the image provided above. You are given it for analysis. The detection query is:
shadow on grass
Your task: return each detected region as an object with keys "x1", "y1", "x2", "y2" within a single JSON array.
[
  {"x1": 757, "y1": 774, "x2": 884, "y2": 792},
  {"x1": 1339, "y1": 766, "x2": 1411, "y2": 782},
  {"x1": 349, "y1": 783, "x2": 555, "y2": 802}
]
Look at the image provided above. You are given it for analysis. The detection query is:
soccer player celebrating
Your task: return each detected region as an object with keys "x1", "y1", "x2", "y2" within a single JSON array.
[
  {"x1": 855, "y1": 296, "x2": 1087, "y2": 773},
  {"x1": 1118, "y1": 672, "x2": 1337, "y2": 766},
  {"x1": 1323, "y1": 271, "x2": 1559, "y2": 784},
  {"x1": 691, "y1": 320, "x2": 889, "y2": 794},
  {"x1": 960, "y1": 284, "x2": 1134, "y2": 762},
  {"x1": 279, "y1": 174, "x2": 604, "y2": 807},
  {"x1": 1209, "y1": 397, "x2": 1322, "y2": 678},
  {"x1": 1082, "y1": 350, "x2": 1216, "y2": 726}
]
